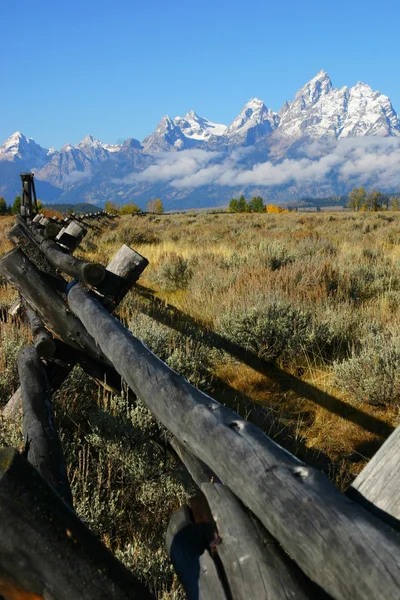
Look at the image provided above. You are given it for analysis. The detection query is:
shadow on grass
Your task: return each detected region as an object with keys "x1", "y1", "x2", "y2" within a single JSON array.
[{"x1": 132, "y1": 284, "x2": 394, "y2": 443}]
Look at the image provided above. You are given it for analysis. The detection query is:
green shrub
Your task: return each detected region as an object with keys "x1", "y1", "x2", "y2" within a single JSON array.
[
  {"x1": 151, "y1": 254, "x2": 192, "y2": 292},
  {"x1": 218, "y1": 300, "x2": 354, "y2": 366},
  {"x1": 333, "y1": 330, "x2": 400, "y2": 406},
  {"x1": 259, "y1": 241, "x2": 295, "y2": 271}
]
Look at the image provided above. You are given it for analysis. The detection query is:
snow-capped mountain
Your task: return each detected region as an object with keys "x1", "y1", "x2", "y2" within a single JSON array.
[
  {"x1": 270, "y1": 70, "x2": 400, "y2": 156},
  {"x1": 173, "y1": 110, "x2": 226, "y2": 141},
  {"x1": 0, "y1": 131, "x2": 50, "y2": 168},
  {"x1": 142, "y1": 116, "x2": 187, "y2": 153},
  {"x1": 223, "y1": 98, "x2": 280, "y2": 146},
  {"x1": 2, "y1": 70, "x2": 400, "y2": 208}
]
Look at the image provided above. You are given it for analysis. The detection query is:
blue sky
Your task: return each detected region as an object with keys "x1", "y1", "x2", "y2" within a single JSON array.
[{"x1": 1, "y1": 0, "x2": 399, "y2": 149}]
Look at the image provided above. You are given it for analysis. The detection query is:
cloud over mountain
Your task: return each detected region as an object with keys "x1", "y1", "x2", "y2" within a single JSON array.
[
  {"x1": 126, "y1": 137, "x2": 400, "y2": 192},
  {"x1": 1, "y1": 71, "x2": 400, "y2": 208}
]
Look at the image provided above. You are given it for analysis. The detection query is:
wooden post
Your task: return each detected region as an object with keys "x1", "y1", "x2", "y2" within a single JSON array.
[
  {"x1": 96, "y1": 244, "x2": 149, "y2": 306},
  {"x1": 3, "y1": 387, "x2": 22, "y2": 419},
  {"x1": 349, "y1": 424, "x2": 400, "y2": 526},
  {"x1": 20, "y1": 173, "x2": 35, "y2": 218},
  {"x1": 15, "y1": 216, "x2": 105, "y2": 286},
  {"x1": 18, "y1": 347, "x2": 72, "y2": 506},
  {"x1": 67, "y1": 282, "x2": 400, "y2": 600},
  {"x1": 170, "y1": 439, "x2": 311, "y2": 600},
  {"x1": 56, "y1": 221, "x2": 87, "y2": 251},
  {"x1": 7, "y1": 224, "x2": 27, "y2": 246},
  {"x1": 23, "y1": 300, "x2": 56, "y2": 359},
  {"x1": 37, "y1": 238, "x2": 105, "y2": 286},
  {"x1": 166, "y1": 505, "x2": 227, "y2": 600},
  {"x1": 0, "y1": 448, "x2": 155, "y2": 600}
]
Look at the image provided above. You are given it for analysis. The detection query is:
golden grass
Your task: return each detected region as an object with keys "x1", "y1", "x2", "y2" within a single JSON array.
[{"x1": 81, "y1": 211, "x2": 400, "y2": 486}]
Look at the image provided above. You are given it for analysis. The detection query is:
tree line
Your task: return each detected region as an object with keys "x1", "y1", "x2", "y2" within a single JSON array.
[
  {"x1": 348, "y1": 188, "x2": 400, "y2": 211},
  {"x1": 229, "y1": 195, "x2": 291, "y2": 213},
  {"x1": 0, "y1": 195, "x2": 164, "y2": 217},
  {"x1": 104, "y1": 198, "x2": 164, "y2": 214},
  {"x1": 0, "y1": 195, "x2": 44, "y2": 215}
]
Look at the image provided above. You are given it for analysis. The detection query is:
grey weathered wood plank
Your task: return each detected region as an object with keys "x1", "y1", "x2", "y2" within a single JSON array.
[
  {"x1": 56, "y1": 220, "x2": 87, "y2": 251},
  {"x1": 67, "y1": 282, "x2": 400, "y2": 600},
  {"x1": 18, "y1": 216, "x2": 105, "y2": 285},
  {"x1": 202, "y1": 482, "x2": 313, "y2": 600},
  {"x1": 3, "y1": 386, "x2": 22, "y2": 419},
  {"x1": 23, "y1": 299, "x2": 56, "y2": 359},
  {"x1": 18, "y1": 347, "x2": 72, "y2": 506},
  {"x1": 96, "y1": 244, "x2": 148, "y2": 305},
  {"x1": 170, "y1": 437, "x2": 221, "y2": 486},
  {"x1": 171, "y1": 439, "x2": 312, "y2": 599},
  {"x1": 166, "y1": 505, "x2": 227, "y2": 600},
  {"x1": 350, "y1": 423, "x2": 400, "y2": 523},
  {"x1": 0, "y1": 448, "x2": 154, "y2": 600}
]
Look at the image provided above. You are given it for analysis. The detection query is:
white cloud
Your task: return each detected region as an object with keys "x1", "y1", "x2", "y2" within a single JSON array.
[
  {"x1": 119, "y1": 137, "x2": 400, "y2": 192},
  {"x1": 63, "y1": 168, "x2": 92, "y2": 185}
]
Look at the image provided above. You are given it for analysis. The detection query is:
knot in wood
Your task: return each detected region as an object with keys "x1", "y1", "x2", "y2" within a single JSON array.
[{"x1": 292, "y1": 466, "x2": 310, "y2": 480}]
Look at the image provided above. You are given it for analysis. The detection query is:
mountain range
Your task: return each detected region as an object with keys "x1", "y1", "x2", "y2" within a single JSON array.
[{"x1": 1, "y1": 70, "x2": 400, "y2": 209}]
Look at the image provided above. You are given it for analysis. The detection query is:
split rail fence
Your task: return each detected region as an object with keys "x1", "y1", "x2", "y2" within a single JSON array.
[{"x1": 0, "y1": 173, "x2": 400, "y2": 599}]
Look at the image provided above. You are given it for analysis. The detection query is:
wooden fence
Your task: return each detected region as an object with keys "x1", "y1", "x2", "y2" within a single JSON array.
[{"x1": 0, "y1": 173, "x2": 399, "y2": 599}]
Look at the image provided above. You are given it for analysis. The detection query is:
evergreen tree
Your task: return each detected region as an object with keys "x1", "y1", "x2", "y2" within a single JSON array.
[
  {"x1": 249, "y1": 196, "x2": 264, "y2": 212},
  {"x1": 237, "y1": 195, "x2": 249, "y2": 212},
  {"x1": 229, "y1": 198, "x2": 239, "y2": 212},
  {"x1": 12, "y1": 195, "x2": 21, "y2": 215},
  {"x1": 0, "y1": 197, "x2": 7, "y2": 214}
]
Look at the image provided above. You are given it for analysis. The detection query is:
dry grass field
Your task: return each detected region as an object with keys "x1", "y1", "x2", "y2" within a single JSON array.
[{"x1": 1, "y1": 210, "x2": 400, "y2": 597}]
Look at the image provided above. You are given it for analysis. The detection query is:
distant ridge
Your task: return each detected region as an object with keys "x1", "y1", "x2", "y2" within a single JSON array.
[{"x1": 1, "y1": 71, "x2": 399, "y2": 209}]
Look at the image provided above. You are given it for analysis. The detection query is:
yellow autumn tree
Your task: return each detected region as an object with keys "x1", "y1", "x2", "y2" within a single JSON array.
[
  {"x1": 266, "y1": 204, "x2": 283, "y2": 213},
  {"x1": 147, "y1": 198, "x2": 164, "y2": 213},
  {"x1": 120, "y1": 202, "x2": 141, "y2": 215}
]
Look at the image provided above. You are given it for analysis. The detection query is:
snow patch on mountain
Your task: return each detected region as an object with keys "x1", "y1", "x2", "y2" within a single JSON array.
[
  {"x1": 174, "y1": 110, "x2": 227, "y2": 140},
  {"x1": 0, "y1": 131, "x2": 50, "y2": 168},
  {"x1": 224, "y1": 98, "x2": 280, "y2": 145}
]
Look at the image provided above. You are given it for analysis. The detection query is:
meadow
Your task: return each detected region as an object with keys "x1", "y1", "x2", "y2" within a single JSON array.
[{"x1": 1, "y1": 210, "x2": 400, "y2": 597}]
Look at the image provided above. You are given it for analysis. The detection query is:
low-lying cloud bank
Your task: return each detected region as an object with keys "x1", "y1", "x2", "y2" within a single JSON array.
[{"x1": 120, "y1": 137, "x2": 400, "y2": 191}]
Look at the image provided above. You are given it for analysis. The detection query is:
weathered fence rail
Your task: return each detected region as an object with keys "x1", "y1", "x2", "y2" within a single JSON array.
[{"x1": 0, "y1": 173, "x2": 400, "y2": 599}]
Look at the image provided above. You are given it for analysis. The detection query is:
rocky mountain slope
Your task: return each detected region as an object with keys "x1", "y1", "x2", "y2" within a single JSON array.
[{"x1": 1, "y1": 71, "x2": 399, "y2": 208}]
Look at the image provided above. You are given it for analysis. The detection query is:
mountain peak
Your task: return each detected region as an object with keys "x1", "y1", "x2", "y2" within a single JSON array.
[
  {"x1": 294, "y1": 70, "x2": 333, "y2": 107},
  {"x1": 173, "y1": 111, "x2": 226, "y2": 141},
  {"x1": 0, "y1": 131, "x2": 50, "y2": 169},
  {"x1": 225, "y1": 98, "x2": 280, "y2": 145},
  {"x1": 80, "y1": 134, "x2": 95, "y2": 144}
]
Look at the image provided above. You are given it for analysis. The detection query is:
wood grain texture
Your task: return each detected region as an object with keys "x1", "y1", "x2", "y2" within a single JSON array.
[
  {"x1": 171, "y1": 439, "x2": 312, "y2": 599},
  {"x1": 0, "y1": 448, "x2": 154, "y2": 600},
  {"x1": 166, "y1": 505, "x2": 227, "y2": 600},
  {"x1": 350, "y1": 424, "x2": 400, "y2": 524},
  {"x1": 202, "y1": 483, "x2": 312, "y2": 600},
  {"x1": 3, "y1": 387, "x2": 22, "y2": 419},
  {"x1": 23, "y1": 300, "x2": 56, "y2": 359},
  {"x1": 97, "y1": 244, "x2": 148, "y2": 305},
  {"x1": 18, "y1": 347, "x2": 72, "y2": 506},
  {"x1": 18, "y1": 217, "x2": 105, "y2": 286},
  {"x1": 67, "y1": 282, "x2": 400, "y2": 600}
]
